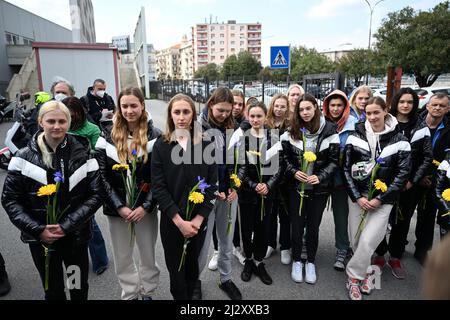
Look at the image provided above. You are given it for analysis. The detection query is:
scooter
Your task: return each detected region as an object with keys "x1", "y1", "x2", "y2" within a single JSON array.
[{"x1": 0, "y1": 92, "x2": 30, "y2": 124}]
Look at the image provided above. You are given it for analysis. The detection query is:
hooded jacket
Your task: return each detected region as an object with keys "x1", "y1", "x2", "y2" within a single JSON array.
[
  {"x1": 80, "y1": 87, "x2": 116, "y2": 126},
  {"x1": 2, "y1": 133, "x2": 103, "y2": 244},
  {"x1": 95, "y1": 115, "x2": 162, "y2": 217},
  {"x1": 343, "y1": 116, "x2": 411, "y2": 204},
  {"x1": 281, "y1": 117, "x2": 339, "y2": 194},
  {"x1": 436, "y1": 151, "x2": 450, "y2": 227}
]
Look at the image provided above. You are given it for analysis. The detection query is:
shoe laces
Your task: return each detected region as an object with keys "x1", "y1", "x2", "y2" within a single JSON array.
[
  {"x1": 306, "y1": 263, "x2": 315, "y2": 273},
  {"x1": 293, "y1": 262, "x2": 302, "y2": 273},
  {"x1": 336, "y1": 250, "x2": 347, "y2": 262},
  {"x1": 389, "y1": 258, "x2": 402, "y2": 269}
]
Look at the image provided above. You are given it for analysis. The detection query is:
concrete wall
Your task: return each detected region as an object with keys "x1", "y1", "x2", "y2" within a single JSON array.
[{"x1": 0, "y1": 0, "x2": 72, "y2": 95}]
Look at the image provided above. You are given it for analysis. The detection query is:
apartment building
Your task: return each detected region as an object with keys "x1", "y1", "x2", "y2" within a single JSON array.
[
  {"x1": 156, "y1": 44, "x2": 181, "y2": 80},
  {"x1": 180, "y1": 35, "x2": 193, "y2": 80},
  {"x1": 192, "y1": 20, "x2": 261, "y2": 72}
]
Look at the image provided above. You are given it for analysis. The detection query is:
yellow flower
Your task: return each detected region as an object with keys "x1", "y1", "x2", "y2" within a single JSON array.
[
  {"x1": 433, "y1": 160, "x2": 441, "y2": 167},
  {"x1": 189, "y1": 191, "x2": 204, "y2": 204},
  {"x1": 374, "y1": 179, "x2": 388, "y2": 193},
  {"x1": 112, "y1": 164, "x2": 129, "y2": 171},
  {"x1": 37, "y1": 184, "x2": 57, "y2": 197},
  {"x1": 230, "y1": 174, "x2": 241, "y2": 188},
  {"x1": 248, "y1": 150, "x2": 261, "y2": 157},
  {"x1": 442, "y1": 188, "x2": 450, "y2": 202},
  {"x1": 303, "y1": 151, "x2": 317, "y2": 163}
]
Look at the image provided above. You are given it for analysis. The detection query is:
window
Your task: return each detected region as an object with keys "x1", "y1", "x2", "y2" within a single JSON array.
[
  {"x1": 220, "y1": 41, "x2": 224, "y2": 45},
  {"x1": 231, "y1": 48, "x2": 235, "y2": 52},
  {"x1": 220, "y1": 56, "x2": 225, "y2": 59},
  {"x1": 220, "y1": 34, "x2": 224, "y2": 38},
  {"x1": 211, "y1": 41, "x2": 215, "y2": 45},
  {"x1": 231, "y1": 33, "x2": 235, "y2": 37},
  {"x1": 5, "y1": 33, "x2": 12, "y2": 44},
  {"x1": 240, "y1": 41, "x2": 244, "y2": 46},
  {"x1": 240, "y1": 26, "x2": 244, "y2": 31},
  {"x1": 231, "y1": 41, "x2": 235, "y2": 45},
  {"x1": 211, "y1": 48, "x2": 215, "y2": 53},
  {"x1": 231, "y1": 26, "x2": 235, "y2": 30},
  {"x1": 220, "y1": 26, "x2": 224, "y2": 30},
  {"x1": 211, "y1": 26, "x2": 215, "y2": 31},
  {"x1": 220, "y1": 48, "x2": 224, "y2": 52},
  {"x1": 211, "y1": 55, "x2": 215, "y2": 60},
  {"x1": 211, "y1": 34, "x2": 215, "y2": 38}
]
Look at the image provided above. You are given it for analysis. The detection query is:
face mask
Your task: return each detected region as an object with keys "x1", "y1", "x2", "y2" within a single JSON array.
[
  {"x1": 54, "y1": 93, "x2": 67, "y2": 102},
  {"x1": 96, "y1": 90, "x2": 106, "y2": 98}
]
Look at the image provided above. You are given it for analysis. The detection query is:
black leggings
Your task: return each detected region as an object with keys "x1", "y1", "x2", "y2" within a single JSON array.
[
  {"x1": 29, "y1": 239, "x2": 89, "y2": 300},
  {"x1": 288, "y1": 188, "x2": 328, "y2": 263}
]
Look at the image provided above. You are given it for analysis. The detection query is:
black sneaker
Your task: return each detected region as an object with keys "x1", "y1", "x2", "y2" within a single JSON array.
[
  {"x1": 414, "y1": 250, "x2": 427, "y2": 266},
  {"x1": 254, "y1": 262, "x2": 273, "y2": 285},
  {"x1": 191, "y1": 279, "x2": 202, "y2": 300},
  {"x1": 241, "y1": 259, "x2": 255, "y2": 282},
  {"x1": 0, "y1": 270, "x2": 11, "y2": 297},
  {"x1": 218, "y1": 280, "x2": 242, "y2": 300}
]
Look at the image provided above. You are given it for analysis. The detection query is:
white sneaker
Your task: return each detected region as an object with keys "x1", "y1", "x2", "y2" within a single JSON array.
[
  {"x1": 281, "y1": 249, "x2": 292, "y2": 265},
  {"x1": 208, "y1": 250, "x2": 219, "y2": 271},
  {"x1": 232, "y1": 247, "x2": 246, "y2": 266},
  {"x1": 305, "y1": 262, "x2": 317, "y2": 284},
  {"x1": 291, "y1": 261, "x2": 303, "y2": 283},
  {"x1": 265, "y1": 246, "x2": 275, "y2": 259}
]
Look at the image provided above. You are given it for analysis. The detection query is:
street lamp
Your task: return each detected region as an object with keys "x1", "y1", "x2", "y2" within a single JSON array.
[{"x1": 364, "y1": 0, "x2": 385, "y2": 84}]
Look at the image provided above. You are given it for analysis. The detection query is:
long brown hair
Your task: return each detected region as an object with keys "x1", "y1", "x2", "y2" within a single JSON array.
[
  {"x1": 206, "y1": 87, "x2": 235, "y2": 129},
  {"x1": 266, "y1": 93, "x2": 289, "y2": 129},
  {"x1": 290, "y1": 93, "x2": 322, "y2": 140},
  {"x1": 231, "y1": 89, "x2": 245, "y2": 119},
  {"x1": 112, "y1": 87, "x2": 149, "y2": 163},
  {"x1": 164, "y1": 93, "x2": 201, "y2": 144}
]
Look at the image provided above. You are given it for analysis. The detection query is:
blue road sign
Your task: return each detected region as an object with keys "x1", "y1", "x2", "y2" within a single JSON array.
[{"x1": 270, "y1": 46, "x2": 290, "y2": 69}]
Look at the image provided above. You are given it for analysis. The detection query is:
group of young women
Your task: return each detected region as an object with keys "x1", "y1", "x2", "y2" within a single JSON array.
[{"x1": 2, "y1": 82, "x2": 448, "y2": 301}]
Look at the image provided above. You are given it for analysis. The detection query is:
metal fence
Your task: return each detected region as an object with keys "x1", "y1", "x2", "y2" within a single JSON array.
[{"x1": 155, "y1": 73, "x2": 345, "y2": 106}]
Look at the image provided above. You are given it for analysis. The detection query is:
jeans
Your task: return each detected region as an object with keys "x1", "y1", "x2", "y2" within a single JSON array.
[{"x1": 88, "y1": 217, "x2": 109, "y2": 273}]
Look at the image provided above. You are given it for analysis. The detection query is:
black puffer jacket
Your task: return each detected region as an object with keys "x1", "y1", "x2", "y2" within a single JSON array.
[
  {"x1": 281, "y1": 118, "x2": 339, "y2": 195},
  {"x1": 435, "y1": 151, "x2": 450, "y2": 227},
  {"x1": 343, "y1": 122, "x2": 411, "y2": 204},
  {"x1": 407, "y1": 119, "x2": 433, "y2": 185},
  {"x1": 238, "y1": 128, "x2": 283, "y2": 204},
  {"x1": 1, "y1": 133, "x2": 103, "y2": 244},
  {"x1": 80, "y1": 87, "x2": 116, "y2": 126},
  {"x1": 95, "y1": 119, "x2": 162, "y2": 217}
]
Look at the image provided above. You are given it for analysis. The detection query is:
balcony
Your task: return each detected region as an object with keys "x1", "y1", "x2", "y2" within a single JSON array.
[{"x1": 6, "y1": 45, "x2": 32, "y2": 65}]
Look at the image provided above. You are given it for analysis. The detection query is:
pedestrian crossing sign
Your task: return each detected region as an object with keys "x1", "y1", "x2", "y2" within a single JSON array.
[{"x1": 270, "y1": 46, "x2": 290, "y2": 69}]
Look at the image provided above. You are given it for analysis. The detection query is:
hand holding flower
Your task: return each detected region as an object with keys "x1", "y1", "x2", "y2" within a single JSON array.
[
  {"x1": 126, "y1": 206, "x2": 146, "y2": 223},
  {"x1": 295, "y1": 170, "x2": 309, "y2": 183},
  {"x1": 227, "y1": 189, "x2": 238, "y2": 202},
  {"x1": 306, "y1": 175, "x2": 320, "y2": 185},
  {"x1": 255, "y1": 183, "x2": 268, "y2": 196},
  {"x1": 118, "y1": 206, "x2": 132, "y2": 220}
]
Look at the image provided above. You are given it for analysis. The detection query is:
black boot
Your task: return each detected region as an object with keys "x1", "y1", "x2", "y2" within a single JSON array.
[
  {"x1": 0, "y1": 268, "x2": 11, "y2": 297},
  {"x1": 191, "y1": 279, "x2": 202, "y2": 300}
]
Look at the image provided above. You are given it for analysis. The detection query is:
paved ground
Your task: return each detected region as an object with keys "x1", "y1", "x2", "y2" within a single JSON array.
[{"x1": 0, "y1": 100, "x2": 438, "y2": 300}]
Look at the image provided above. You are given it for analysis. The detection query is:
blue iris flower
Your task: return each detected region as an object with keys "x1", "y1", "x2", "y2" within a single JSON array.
[
  {"x1": 54, "y1": 171, "x2": 63, "y2": 183},
  {"x1": 197, "y1": 176, "x2": 210, "y2": 194}
]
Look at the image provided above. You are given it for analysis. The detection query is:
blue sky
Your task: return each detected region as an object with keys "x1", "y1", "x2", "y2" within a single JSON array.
[{"x1": 5, "y1": 0, "x2": 444, "y2": 66}]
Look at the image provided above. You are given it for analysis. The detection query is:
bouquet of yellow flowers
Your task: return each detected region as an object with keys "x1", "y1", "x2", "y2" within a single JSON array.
[
  {"x1": 112, "y1": 149, "x2": 147, "y2": 245},
  {"x1": 37, "y1": 171, "x2": 69, "y2": 291},
  {"x1": 178, "y1": 177, "x2": 210, "y2": 271},
  {"x1": 355, "y1": 157, "x2": 387, "y2": 241}
]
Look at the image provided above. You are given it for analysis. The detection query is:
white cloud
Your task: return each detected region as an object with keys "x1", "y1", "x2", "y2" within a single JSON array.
[{"x1": 307, "y1": 0, "x2": 360, "y2": 19}]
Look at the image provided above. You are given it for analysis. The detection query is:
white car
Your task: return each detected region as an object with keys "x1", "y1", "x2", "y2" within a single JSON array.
[
  {"x1": 372, "y1": 88, "x2": 387, "y2": 102},
  {"x1": 414, "y1": 86, "x2": 450, "y2": 108}
]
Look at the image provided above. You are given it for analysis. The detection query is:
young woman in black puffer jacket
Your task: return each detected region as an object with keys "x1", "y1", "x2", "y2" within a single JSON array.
[
  {"x1": 343, "y1": 97, "x2": 411, "y2": 300},
  {"x1": 2, "y1": 101, "x2": 103, "y2": 300}
]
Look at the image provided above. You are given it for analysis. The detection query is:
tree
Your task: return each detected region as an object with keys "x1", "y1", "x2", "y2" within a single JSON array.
[
  {"x1": 194, "y1": 63, "x2": 219, "y2": 81},
  {"x1": 237, "y1": 51, "x2": 262, "y2": 78},
  {"x1": 290, "y1": 46, "x2": 336, "y2": 80},
  {"x1": 221, "y1": 55, "x2": 239, "y2": 79},
  {"x1": 258, "y1": 66, "x2": 273, "y2": 81},
  {"x1": 337, "y1": 49, "x2": 385, "y2": 86},
  {"x1": 375, "y1": 1, "x2": 450, "y2": 87}
]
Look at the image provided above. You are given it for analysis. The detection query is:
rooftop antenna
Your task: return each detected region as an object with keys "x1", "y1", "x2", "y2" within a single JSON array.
[{"x1": 210, "y1": 14, "x2": 212, "y2": 24}]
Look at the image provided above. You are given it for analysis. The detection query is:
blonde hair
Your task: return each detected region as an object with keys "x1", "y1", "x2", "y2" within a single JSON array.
[
  {"x1": 112, "y1": 87, "x2": 149, "y2": 164},
  {"x1": 37, "y1": 101, "x2": 72, "y2": 168},
  {"x1": 164, "y1": 94, "x2": 202, "y2": 144},
  {"x1": 287, "y1": 84, "x2": 305, "y2": 97},
  {"x1": 349, "y1": 85, "x2": 373, "y2": 115},
  {"x1": 266, "y1": 93, "x2": 289, "y2": 129}
]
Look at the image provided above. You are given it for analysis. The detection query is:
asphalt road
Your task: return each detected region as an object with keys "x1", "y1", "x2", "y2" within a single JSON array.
[{"x1": 0, "y1": 99, "x2": 437, "y2": 300}]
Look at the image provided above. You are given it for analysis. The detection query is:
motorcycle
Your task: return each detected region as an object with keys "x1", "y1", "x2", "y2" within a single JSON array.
[{"x1": 0, "y1": 92, "x2": 32, "y2": 170}]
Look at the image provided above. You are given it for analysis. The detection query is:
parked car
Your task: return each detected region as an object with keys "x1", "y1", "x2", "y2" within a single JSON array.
[
  {"x1": 372, "y1": 88, "x2": 387, "y2": 102},
  {"x1": 414, "y1": 86, "x2": 450, "y2": 108}
]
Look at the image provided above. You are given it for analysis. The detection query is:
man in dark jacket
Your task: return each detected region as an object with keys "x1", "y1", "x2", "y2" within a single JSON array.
[
  {"x1": 80, "y1": 79, "x2": 115, "y2": 126},
  {"x1": 415, "y1": 93, "x2": 450, "y2": 265}
]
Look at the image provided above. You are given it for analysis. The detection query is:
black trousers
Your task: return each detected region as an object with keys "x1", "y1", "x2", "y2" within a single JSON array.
[
  {"x1": 267, "y1": 196, "x2": 291, "y2": 251},
  {"x1": 376, "y1": 186, "x2": 421, "y2": 258},
  {"x1": 29, "y1": 238, "x2": 89, "y2": 300},
  {"x1": 239, "y1": 198, "x2": 272, "y2": 262},
  {"x1": 0, "y1": 251, "x2": 5, "y2": 274},
  {"x1": 414, "y1": 187, "x2": 438, "y2": 254},
  {"x1": 160, "y1": 212, "x2": 207, "y2": 300},
  {"x1": 288, "y1": 188, "x2": 328, "y2": 263}
]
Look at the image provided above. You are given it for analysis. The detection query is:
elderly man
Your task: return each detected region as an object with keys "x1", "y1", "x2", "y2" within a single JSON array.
[
  {"x1": 80, "y1": 79, "x2": 115, "y2": 126},
  {"x1": 414, "y1": 93, "x2": 450, "y2": 265},
  {"x1": 50, "y1": 79, "x2": 75, "y2": 101}
]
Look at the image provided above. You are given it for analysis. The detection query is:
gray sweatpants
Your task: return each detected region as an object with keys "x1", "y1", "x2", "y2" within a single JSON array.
[{"x1": 198, "y1": 199, "x2": 238, "y2": 283}]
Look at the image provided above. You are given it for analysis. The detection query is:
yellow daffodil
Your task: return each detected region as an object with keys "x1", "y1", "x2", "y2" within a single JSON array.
[
  {"x1": 433, "y1": 159, "x2": 441, "y2": 167},
  {"x1": 248, "y1": 150, "x2": 261, "y2": 157},
  {"x1": 374, "y1": 179, "x2": 388, "y2": 193},
  {"x1": 112, "y1": 164, "x2": 129, "y2": 171},
  {"x1": 442, "y1": 188, "x2": 450, "y2": 202},
  {"x1": 303, "y1": 151, "x2": 317, "y2": 163},
  {"x1": 37, "y1": 184, "x2": 57, "y2": 197},
  {"x1": 230, "y1": 174, "x2": 241, "y2": 188},
  {"x1": 189, "y1": 191, "x2": 204, "y2": 204}
]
